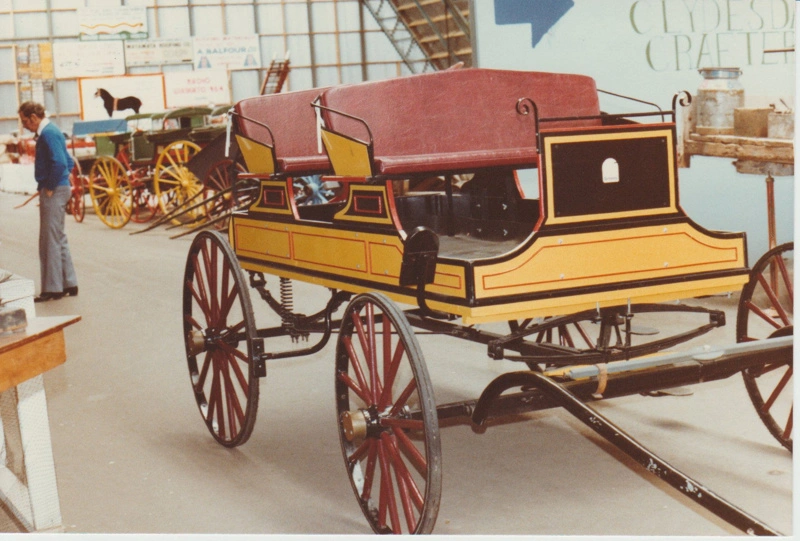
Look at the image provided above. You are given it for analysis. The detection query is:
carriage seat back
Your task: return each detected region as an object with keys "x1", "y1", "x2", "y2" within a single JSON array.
[
  {"x1": 234, "y1": 88, "x2": 332, "y2": 175},
  {"x1": 318, "y1": 68, "x2": 601, "y2": 177}
]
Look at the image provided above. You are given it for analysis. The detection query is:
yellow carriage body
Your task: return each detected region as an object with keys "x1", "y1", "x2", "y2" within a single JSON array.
[{"x1": 228, "y1": 68, "x2": 748, "y2": 324}]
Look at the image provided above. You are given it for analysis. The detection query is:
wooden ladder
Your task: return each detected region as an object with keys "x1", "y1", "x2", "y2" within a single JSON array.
[{"x1": 260, "y1": 53, "x2": 291, "y2": 95}]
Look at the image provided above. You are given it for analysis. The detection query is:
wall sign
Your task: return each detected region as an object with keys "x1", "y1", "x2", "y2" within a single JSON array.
[
  {"x1": 164, "y1": 70, "x2": 230, "y2": 108},
  {"x1": 124, "y1": 39, "x2": 194, "y2": 67},
  {"x1": 193, "y1": 35, "x2": 261, "y2": 70},
  {"x1": 78, "y1": 74, "x2": 165, "y2": 121},
  {"x1": 53, "y1": 41, "x2": 125, "y2": 79},
  {"x1": 78, "y1": 6, "x2": 148, "y2": 41}
]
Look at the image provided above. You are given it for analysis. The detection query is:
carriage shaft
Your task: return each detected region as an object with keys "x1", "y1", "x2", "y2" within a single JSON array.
[
  {"x1": 431, "y1": 337, "x2": 792, "y2": 535},
  {"x1": 433, "y1": 335, "x2": 793, "y2": 423}
]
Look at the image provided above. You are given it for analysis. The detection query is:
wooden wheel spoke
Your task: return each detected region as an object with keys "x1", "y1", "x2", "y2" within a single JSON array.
[
  {"x1": 220, "y1": 355, "x2": 245, "y2": 429},
  {"x1": 774, "y1": 256, "x2": 794, "y2": 302},
  {"x1": 782, "y1": 407, "x2": 793, "y2": 439},
  {"x1": 214, "y1": 342, "x2": 250, "y2": 393},
  {"x1": 337, "y1": 370, "x2": 371, "y2": 405},
  {"x1": 388, "y1": 379, "x2": 417, "y2": 417},
  {"x1": 348, "y1": 438, "x2": 372, "y2": 467},
  {"x1": 756, "y1": 274, "x2": 791, "y2": 326},
  {"x1": 377, "y1": 440, "x2": 401, "y2": 533},
  {"x1": 207, "y1": 365, "x2": 221, "y2": 428},
  {"x1": 187, "y1": 281, "x2": 210, "y2": 324},
  {"x1": 393, "y1": 424, "x2": 428, "y2": 477},
  {"x1": 342, "y1": 336, "x2": 370, "y2": 402},
  {"x1": 746, "y1": 300, "x2": 783, "y2": 330},
  {"x1": 762, "y1": 366, "x2": 792, "y2": 412},
  {"x1": 361, "y1": 441, "x2": 378, "y2": 502},
  {"x1": 378, "y1": 341, "x2": 406, "y2": 410},
  {"x1": 382, "y1": 434, "x2": 420, "y2": 532},
  {"x1": 185, "y1": 315, "x2": 203, "y2": 331},
  {"x1": 384, "y1": 434, "x2": 424, "y2": 512},
  {"x1": 216, "y1": 338, "x2": 251, "y2": 366},
  {"x1": 195, "y1": 351, "x2": 212, "y2": 391},
  {"x1": 191, "y1": 257, "x2": 213, "y2": 321}
]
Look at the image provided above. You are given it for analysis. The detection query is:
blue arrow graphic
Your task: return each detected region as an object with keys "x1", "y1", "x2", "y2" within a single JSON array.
[{"x1": 494, "y1": 0, "x2": 575, "y2": 48}]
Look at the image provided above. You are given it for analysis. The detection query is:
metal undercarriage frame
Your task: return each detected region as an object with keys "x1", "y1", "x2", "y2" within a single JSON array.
[{"x1": 244, "y1": 277, "x2": 788, "y2": 535}]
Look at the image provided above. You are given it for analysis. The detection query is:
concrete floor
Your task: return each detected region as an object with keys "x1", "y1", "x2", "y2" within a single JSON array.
[{"x1": 0, "y1": 190, "x2": 793, "y2": 536}]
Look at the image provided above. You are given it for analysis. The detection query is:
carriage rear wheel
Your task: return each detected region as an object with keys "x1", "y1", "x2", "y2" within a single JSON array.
[
  {"x1": 335, "y1": 293, "x2": 442, "y2": 534},
  {"x1": 130, "y1": 182, "x2": 159, "y2": 223},
  {"x1": 68, "y1": 162, "x2": 85, "y2": 223},
  {"x1": 203, "y1": 159, "x2": 247, "y2": 230},
  {"x1": 89, "y1": 156, "x2": 132, "y2": 229},
  {"x1": 183, "y1": 231, "x2": 260, "y2": 447},
  {"x1": 153, "y1": 140, "x2": 203, "y2": 225},
  {"x1": 737, "y1": 242, "x2": 793, "y2": 452}
]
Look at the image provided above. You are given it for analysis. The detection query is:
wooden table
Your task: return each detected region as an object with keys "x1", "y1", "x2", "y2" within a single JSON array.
[
  {"x1": 0, "y1": 315, "x2": 80, "y2": 532},
  {"x1": 679, "y1": 103, "x2": 794, "y2": 253}
]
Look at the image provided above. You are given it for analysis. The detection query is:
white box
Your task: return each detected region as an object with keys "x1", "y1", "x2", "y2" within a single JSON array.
[{"x1": 0, "y1": 274, "x2": 35, "y2": 320}]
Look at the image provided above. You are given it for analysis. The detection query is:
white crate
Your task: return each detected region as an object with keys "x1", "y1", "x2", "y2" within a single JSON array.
[{"x1": 0, "y1": 274, "x2": 35, "y2": 320}]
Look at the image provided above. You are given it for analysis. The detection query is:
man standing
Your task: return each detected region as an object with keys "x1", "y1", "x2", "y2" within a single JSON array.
[{"x1": 18, "y1": 102, "x2": 79, "y2": 302}]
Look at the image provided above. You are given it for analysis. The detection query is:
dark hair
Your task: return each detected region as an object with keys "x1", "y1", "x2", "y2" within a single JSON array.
[{"x1": 18, "y1": 101, "x2": 46, "y2": 119}]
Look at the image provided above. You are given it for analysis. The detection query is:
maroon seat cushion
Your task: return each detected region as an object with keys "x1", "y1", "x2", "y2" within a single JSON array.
[
  {"x1": 234, "y1": 88, "x2": 331, "y2": 175},
  {"x1": 319, "y1": 68, "x2": 600, "y2": 175}
]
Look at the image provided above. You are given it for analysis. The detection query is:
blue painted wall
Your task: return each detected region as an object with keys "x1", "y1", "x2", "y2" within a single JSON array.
[{"x1": 474, "y1": 0, "x2": 795, "y2": 260}]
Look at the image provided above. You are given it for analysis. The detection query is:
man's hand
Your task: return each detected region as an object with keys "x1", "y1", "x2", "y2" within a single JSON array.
[{"x1": 44, "y1": 189, "x2": 54, "y2": 197}]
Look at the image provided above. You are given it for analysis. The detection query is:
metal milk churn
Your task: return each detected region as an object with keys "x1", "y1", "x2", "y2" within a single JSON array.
[{"x1": 695, "y1": 67, "x2": 744, "y2": 135}]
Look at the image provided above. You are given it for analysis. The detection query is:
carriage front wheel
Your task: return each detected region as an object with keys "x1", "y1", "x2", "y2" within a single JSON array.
[
  {"x1": 183, "y1": 231, "x2": 260, "y2": 447},
  {"x1": 153, "y1": 140, "x2": 203, "y2": 226},
  {"x1": 737, "y1": 242, "x2": 793, "y2": 452},
  {"x1": 335, "y1": 292, "x2": 442, "y2": 534},
  {"x1": 88, "y1": 156, "x2": 132, "y2": 229}
]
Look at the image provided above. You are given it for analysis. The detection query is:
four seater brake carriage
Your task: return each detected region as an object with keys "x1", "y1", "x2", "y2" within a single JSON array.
[{"x1": 180, "y1": 67, "x2": 793, "y2": 535}]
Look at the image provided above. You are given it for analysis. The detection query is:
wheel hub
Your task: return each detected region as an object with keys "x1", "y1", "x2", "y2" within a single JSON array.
[
  {"x1": 187, "y1": 329, "x2": 206, "y2": 355},
  {"x1": 341, "y1": 407, "x2": 384, "y2": 442}
]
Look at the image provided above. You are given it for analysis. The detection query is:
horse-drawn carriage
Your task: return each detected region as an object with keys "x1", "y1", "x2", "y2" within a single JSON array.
[
  {"x1": 80, "y1": 106, "x2": 236, "y2": 229},
  {"x1": 180, "y1": 68, "x2": 792, "y2": 534}
]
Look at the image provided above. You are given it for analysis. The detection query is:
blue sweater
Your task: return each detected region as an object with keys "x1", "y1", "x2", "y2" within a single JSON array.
[{"x1": 35, "y1": 122, "x2": 74, "y2": 192}]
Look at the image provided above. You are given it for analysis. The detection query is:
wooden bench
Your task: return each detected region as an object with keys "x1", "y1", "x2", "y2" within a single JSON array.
[
  {"x1": 234, "y1": 88, "x2": 332, "y2": 175},
  {"x1": 318, "y1": 68, "x2": 601, "y2": 177}
]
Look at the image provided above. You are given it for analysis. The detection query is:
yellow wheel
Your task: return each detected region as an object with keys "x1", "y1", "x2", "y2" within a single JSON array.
[
  {"x1": 89, "y1": 156, "x2": 132, "y2": 229},
  {"x1": 153, "y1": 140, "x2": 204, "y2": 225}
]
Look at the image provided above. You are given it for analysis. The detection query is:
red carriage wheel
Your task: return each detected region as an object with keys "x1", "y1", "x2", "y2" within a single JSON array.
[
  {"x1": 335, "y1": 292, "x2": 442, "y2": 534},
  {"x1": 737, "y1": 242, "x2": 793, "y2": 452},
  {"x1": 203, "y1": 159, "x2": 247, "y2": 230},
  {"x1": 68, "y1": 162, "x2": 85, "y2": 222},
  {"x1": 183, "y1": 231, "x2": 260, "y2": 447},
  {"x1": 130, "y1": 183, "x2": 158, "y2": 223}
]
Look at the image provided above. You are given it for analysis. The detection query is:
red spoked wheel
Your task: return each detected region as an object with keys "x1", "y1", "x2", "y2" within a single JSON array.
[
  {"x1": 183, "y1": 231, "x2": 260, "y2": 447},
  {"x1": 335, "y1": 292, "x2": 441, "y2": 534},
  {"x1": 204, "y1": 159, "x2": 247, "y2": 230},
  {"x1": 130, "y1": 181, "x2": 159, "y2": 223},
  {"x1": 737, "y1": 242, "x2": 793, "y2": 452},
  {"x1": 68, "y1": 162, "x2": 85, "y2": 222}
]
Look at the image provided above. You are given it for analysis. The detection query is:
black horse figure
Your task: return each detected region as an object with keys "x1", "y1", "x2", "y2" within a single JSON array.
[{"x1": 95, "y1": 88, "x2": 142, "y2": 117}]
